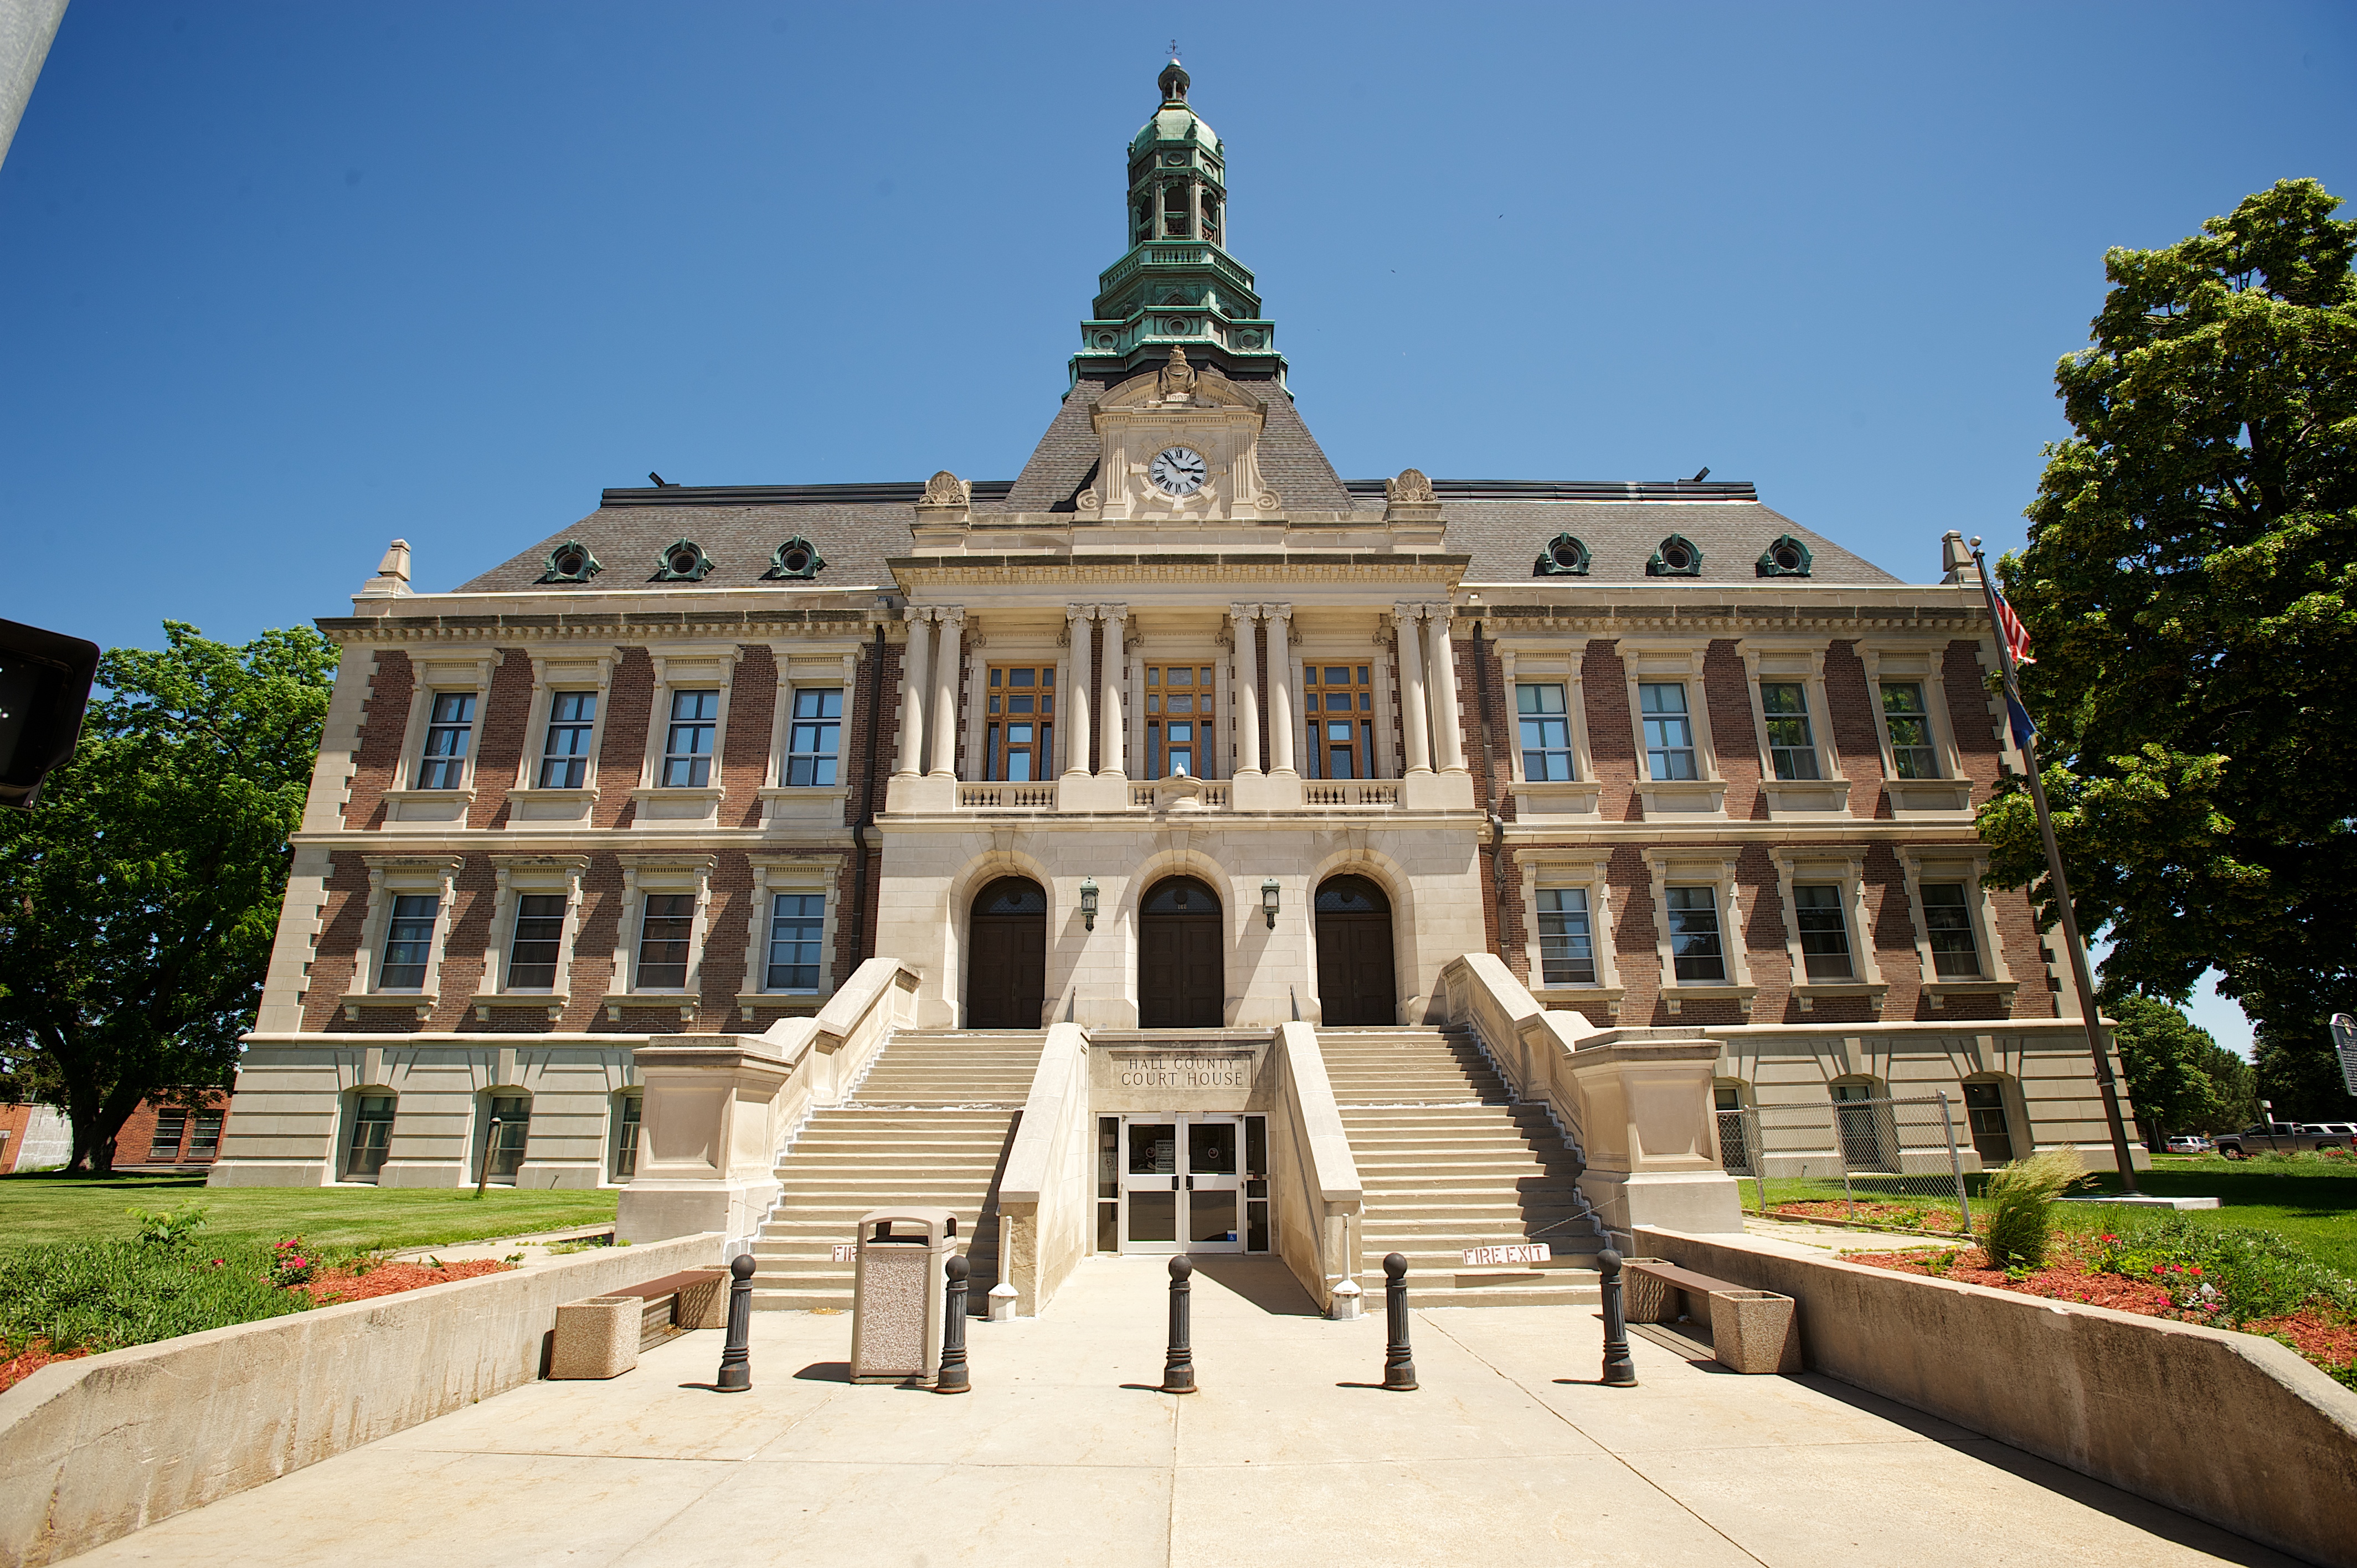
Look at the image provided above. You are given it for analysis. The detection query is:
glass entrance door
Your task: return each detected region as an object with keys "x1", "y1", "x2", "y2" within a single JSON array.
[{"x1": 1119, "y1": 1114, "x2": 1244, "y2": 1254}]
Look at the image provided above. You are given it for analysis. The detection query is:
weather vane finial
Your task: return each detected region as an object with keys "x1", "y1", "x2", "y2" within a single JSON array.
[{"x1": 1169, "y1": 38, "x2": 1180, "y2": 63}]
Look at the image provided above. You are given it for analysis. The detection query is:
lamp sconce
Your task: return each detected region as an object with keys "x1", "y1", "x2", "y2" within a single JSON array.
[
  {"x1": 1079, "y1": 876, "x2": 1099, "y2": 932},
  {"x1": 1260, "y1": 877, "x2": 1280, "y2": 930}
]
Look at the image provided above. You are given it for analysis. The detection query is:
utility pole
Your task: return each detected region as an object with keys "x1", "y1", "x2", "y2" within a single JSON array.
[{"x1": 1954, "y1": 531, "x2": 2140, "y2": 1192}]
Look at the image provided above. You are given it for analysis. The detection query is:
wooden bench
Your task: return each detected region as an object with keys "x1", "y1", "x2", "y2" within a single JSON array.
[
  {"x1": 610, "y1": 1268, "x2": 729, "y2": 1349},
  {"x1": 1622, "y1": 1260, "x2": 1800, "y2": 1374}
]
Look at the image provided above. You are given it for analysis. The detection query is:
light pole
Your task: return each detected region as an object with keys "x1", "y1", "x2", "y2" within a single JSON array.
[{"x1": 1957, "y1": 533, "x2": 2139, "y2": 1192}]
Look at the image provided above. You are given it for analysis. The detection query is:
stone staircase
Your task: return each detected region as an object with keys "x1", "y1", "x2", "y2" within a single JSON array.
[
  {"x1": 1322, "y1": 1027, "x2": 1604, "y2": 1308},
  {"x1": 747, "y1": 1029, "x2": 1044, "y2": 1311}
]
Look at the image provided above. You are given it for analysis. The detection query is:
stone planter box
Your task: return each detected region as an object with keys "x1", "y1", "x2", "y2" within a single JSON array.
[
  {"x1": 549, "y1": 1297, "x2": 640, "y2": 1379},
  {"x1": 1707, "y1": 1289, "x2": 1801, "y2": 1374}
]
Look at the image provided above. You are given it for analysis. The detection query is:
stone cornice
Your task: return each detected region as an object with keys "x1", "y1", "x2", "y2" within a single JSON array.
[
  {"x1": 315, "y1": 605, "x2": 881, "y2": 646},
  {"x1": 887, "y1": 553, "x2": 1468, "y2": 590},
  {"x1": 1470, "y1": 597, "x2": 1987, "y2": 637}
]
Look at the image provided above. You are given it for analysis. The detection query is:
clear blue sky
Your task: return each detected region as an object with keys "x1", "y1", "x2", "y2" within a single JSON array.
[{"x1": 5, "y1": 2, "x2": 2350, "y2": 1051}]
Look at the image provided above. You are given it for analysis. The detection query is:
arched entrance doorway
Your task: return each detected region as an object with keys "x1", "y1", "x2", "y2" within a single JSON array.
[
  {"x1": 1139, "y1": 875, "x2": 1223, "y2": 1028},
  {"x1": 1315, "y1": 874, "x2": 1397, "y2": 1027},
  {"x1": 966, "y1": 876, "x2": 1047, "y2": 1029}
]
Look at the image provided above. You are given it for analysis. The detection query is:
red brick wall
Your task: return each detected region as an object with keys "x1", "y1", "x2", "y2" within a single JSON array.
[
  {"x1": 0, "y1": 1103, "x2": 37, "y2": 1173},
  {"x1": 467, "y1": 650, "x2": 533, "y2": 829},
  {"x1": 1582, "y1": 641, "x2": 1642, "y2": 822},
  {"x1": 348, "y1": 649, "x2": 411, "y2": 830},
  {"x1": 722, "y1": 645, "x2": 778, "y2": 829},
  {"x1": 1820, "y1": 640, "x2": 1889, "y2": 818},
  {"x1": 112, "y1": 1090, "x2": 234, "y2": 1167},
  {"x1": 1702, "y1": 639, "x2": 1767, "y2": 821},
  {"x1": 595, "y1": 648, "x2": 656, "y2": 829}
]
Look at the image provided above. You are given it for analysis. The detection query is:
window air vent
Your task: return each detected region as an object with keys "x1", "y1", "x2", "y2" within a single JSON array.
[
  {"x1": 1757, "y1": 534, "x2": 1813, "y2": 577},
  {"x1": 1534, "y1": 533, "x2": 1592, "y2": 576}
]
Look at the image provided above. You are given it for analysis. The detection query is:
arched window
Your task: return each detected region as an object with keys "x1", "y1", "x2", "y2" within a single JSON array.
[
  {"x1": 1162, "y1": 184, "x2": 1191, "y2": 238},
  {"x1": 1829, "y1": 1077, "x2": 1892, "y2": 1172},
  {"x1": 1961, "y1": 1076, "x2": 2016, "y2": 1164},
  {"x1": 478, "y1": 1091, "x2": 532, "y2": 1187}
]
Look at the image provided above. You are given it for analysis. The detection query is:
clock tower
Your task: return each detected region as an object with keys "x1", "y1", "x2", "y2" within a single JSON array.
[{"x1": 1070, "y1": 56, "x2": 1284, "y2": 386}]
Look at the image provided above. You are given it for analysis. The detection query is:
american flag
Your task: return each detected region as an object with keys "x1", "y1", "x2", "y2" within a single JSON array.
[{"x1": 1993, "y1": 591, "x2": 2036, "y2": 667}]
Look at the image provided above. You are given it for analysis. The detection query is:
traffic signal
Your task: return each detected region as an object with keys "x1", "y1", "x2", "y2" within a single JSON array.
[{"x1": 0, "y1": 618, "x2": 100, "y2": 810}]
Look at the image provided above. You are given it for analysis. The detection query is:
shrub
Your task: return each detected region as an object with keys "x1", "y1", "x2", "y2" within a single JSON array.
[
  {"x1": 1980, "y1": 1149, "x2": 2090, "y2": 1270},
  {"x1": 126, "y1": 1201, "x2": 210, "y2": 1246},
  {"x1": 266, "y1": 1237, "x2": 318, "y2": 1288}
]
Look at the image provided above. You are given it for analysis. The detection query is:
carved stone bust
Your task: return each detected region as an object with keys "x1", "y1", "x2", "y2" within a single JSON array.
[{"x1": 1157, "y1": 345, "x2": 1198, "y2": 401}]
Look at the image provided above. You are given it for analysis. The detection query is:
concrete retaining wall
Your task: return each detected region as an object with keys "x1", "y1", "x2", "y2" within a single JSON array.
[
  {"x1": 0, "y1": 1232, "x2": 723, "y2": 1567},
  {"x1": 1638, "y1": 1226, "x2": 2357, "y2": 1568}
]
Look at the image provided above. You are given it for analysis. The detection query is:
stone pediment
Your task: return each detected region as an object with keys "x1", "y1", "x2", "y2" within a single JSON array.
[{"x1": 1096, "y1": 348, "x2": 1265, "y2": 415}]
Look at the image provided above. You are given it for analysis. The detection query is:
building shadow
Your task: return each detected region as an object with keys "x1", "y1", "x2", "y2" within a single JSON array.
[{"x1": 1187, "y1": 1256, "x2": 1321, "y2": 1316}]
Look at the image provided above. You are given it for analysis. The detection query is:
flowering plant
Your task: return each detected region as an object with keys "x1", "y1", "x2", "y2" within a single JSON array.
[{"x1": 267, "y1": 1237, "x2": 318, "y2": 1288}]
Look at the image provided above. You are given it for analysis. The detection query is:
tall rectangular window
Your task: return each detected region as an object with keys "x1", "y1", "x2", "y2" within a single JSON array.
[
  {"x1": 1759, "y1": 683, "x2": 1821, "y2": 780},
  {"x1": 1921, "y1": 882, "x2": 1980, "y2": 976},
  {"x1": 380, "y1": 895, "x2": 439, "y2": 988},
  {"x1": 785, "y1": 689, "x2": 843, "y2": 786},
  {"x1": 485, "y1": 1095, "x2": 529, "y2": 1183},
  {"x1": 1536, "y1": 888, "x2": 1596, "y2": 986},
  {"x1": 1640, "y1": 683, "x2": 1698, "y2": 780},
  {"x1": 1517, "y1": 684, "x2": 1575, "y2": 780},
  {"x1": 417, "y1": 693, "x2": 475, "y2": 788},
  {"x1": 1963, "y1": 1081, "x2": 2014, "y2": 1163},
  {"x1": 147, "y1": 1110, "x2": 188, "y2": 1163},
  {"x1": 1145, "y1": 664, "x2": 1215, "y2": 779},
  {"x1": 636, "y1": 893, "x2": 696, "y2": 989},
  {"x1": 346, "y1": 1096, "x2": 394, "y2": 1180},
  {"x1": 661, "y1": 690, "x2": 720, "y2": 787},
  {"x1": 1302, "y1": 664, "x2": 1375, "y2": 780},
  {"x1": 1792, "y1": 884, "x2": 1853, "y2": 979},
  {"x1": 507, "y1": 893, "x2": 568, "y2": 990},
  {"x1": 614, "y1": 1094, "x2": 643, "y2": 1180},
  {"x1": 538, "y1": 691, "x2": 596, "y2": 788},
  {"x1": 189, "y1": 1110, "x2": 224, "y2": 1160},
  {"x1": 1666, "y1": 886, "x2": 1725, "y2": 981},
  {"x1": 984, "y1": 664, "x2": 1056, "y2": 781},
  {"x1": 1881, "y1": 682, "x2": 1939, "y2": 778},
  {"x1": 766, "y1": 893, "x2": 826, "y2": 992}
]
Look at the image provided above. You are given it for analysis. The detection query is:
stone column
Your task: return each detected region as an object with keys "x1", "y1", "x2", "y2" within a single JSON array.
[
  {"x1": 1212, "y1": 626, "x2": 1233, "y2": 778},
  {"x1": 1062, "y1": 606, "x2": 1093, "y2": 779},
  {"x1": 929, "y1": 607, "x2": 964, "y2": 780},
  {"x1": 1231, "y1": 605, "x2": 1262, "y2": 775},
  {"x1": 1267, "y1": 604, "x2": 1297, "y2": 776},
  {"x1": 1099, "y1": 604, "x2": 1128, "y2": 778},
  {"x1": 1429, "y1": 608, "x2": 1468, "y2": 773},
  {"x1": 894, "y1": 609, "x2": 932, "y2": 777},
  {"x1": 1127, "y1": 630, "x2": 1147, "y2": 780},
  {"x1": 1394, "y1": 604, "x2": 1432, "y2": 776}
]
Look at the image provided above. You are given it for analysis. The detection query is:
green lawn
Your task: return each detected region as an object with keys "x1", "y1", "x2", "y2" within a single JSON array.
[
  {"x1": 2062, "y1": 1158, "x2": 2357, "y2": 1278},
  {"x1": 0, "y1": 1173, "x2": 617, "y2": 1256}
]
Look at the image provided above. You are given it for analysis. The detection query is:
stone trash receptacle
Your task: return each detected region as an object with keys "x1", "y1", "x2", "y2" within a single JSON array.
[
  {"x1": 849, "y1": 1206, "x2": 959, "y2": 1386},
  {"x1": 549, "y1": 1297, "x2": 640, "y2": 1379},
  {"x1": 1708, "y1": 1289, "x2": 1803, "y2": 1374},
  {"x1": 1620, "y1": 1259, "x2": 1672, "y2": 1324}
]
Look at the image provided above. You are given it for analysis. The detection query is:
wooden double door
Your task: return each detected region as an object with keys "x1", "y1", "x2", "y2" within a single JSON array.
[
  {"x1": 1315, "y1": 875, "x2": 1397, "y2": 1027},
  {"x1": 967, "y1": 876, "x2": 1047, "y2": 1029},
  {"x1": 1138, "y1": 875, "x2": 1223, "y2": 1028}
]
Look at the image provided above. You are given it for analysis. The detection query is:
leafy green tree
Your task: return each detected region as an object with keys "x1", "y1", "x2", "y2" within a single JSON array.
[
  {"x1": 0, "y1": 622, "x2": 336, "y2": 1173},
  {"x1": 2111, "y1": 994, "x2": 2230, "y2": 1139},
  {"x1": 1982, "y1": 178, "x2": 2357, "y2": 1118}
]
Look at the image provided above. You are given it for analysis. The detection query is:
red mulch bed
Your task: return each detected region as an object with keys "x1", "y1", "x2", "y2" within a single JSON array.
[
  {"x1": 0, "y1": 1339, "x2": 90, "y2": 1395},
  {"x1": 1849, "y1": 1242, "x2": 2357, "y2": 1373},
  {"x1": 297, "y1": 1258, "x2": 512, "y2": 1304},
  {"x1": 1773, "y1": 1200, "x2": 1969, "y2": 1232}
]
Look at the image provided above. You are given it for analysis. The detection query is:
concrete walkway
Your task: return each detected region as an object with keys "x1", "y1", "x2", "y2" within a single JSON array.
[{"x1": 67, "y1": 1256, "x2": 2292, "y2": 1568}]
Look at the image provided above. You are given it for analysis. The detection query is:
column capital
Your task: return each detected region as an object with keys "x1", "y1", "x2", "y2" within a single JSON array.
[
  {"x1": 1229, "y1": 601, "x2": 1258, "y2": 624},
  {"x1": 936, "y1": 605, "x2": 967, "y2": 627},
  {"x1": 1066, "y1": 602, "x2": 1095, "y2": 624},
  {"x1": 1100, "y1": 602, "x2": 1130, "y2": 623},
  {"x1": 1267, "y1": 602, "x2": 1293, "y2": 623},
  {"x1": 905, "y1": 605, "x2": 932, "y2": 625}
]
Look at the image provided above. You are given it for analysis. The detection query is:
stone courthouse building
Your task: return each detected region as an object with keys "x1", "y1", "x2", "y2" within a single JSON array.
[{"x1": 212, "y1": 63, "x2": 2132, "y2": 1308}]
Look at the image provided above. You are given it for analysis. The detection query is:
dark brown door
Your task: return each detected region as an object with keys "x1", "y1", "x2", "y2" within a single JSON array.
[
  {"x1": 1139, "y1": 876, "x2": 1223, "y2": 1028},
  {"x1": 1315, "y1": 875, "x2": 1397, "y2": 1027},
  {"x1": 966, "y1": 877, "x2": 1047, "y2": 1029}
]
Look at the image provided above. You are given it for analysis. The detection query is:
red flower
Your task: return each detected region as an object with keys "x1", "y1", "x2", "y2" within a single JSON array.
[{"x1": 2189, "y1": 1266, "x2": 2201, "y2": 1276}]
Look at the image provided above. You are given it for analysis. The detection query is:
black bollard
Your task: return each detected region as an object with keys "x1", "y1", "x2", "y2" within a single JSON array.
[
  {"x1": 937, "y1": 1254, "x2": 971, "y2": 1394},
  {"x1": 1382, "y1": 1252, "x2": 1418, "y2": 1391},
  {"x1": 1598, "y1": 1247, "x2": 1636, "y2": 1388},
  {"x1": 1161, "y1": 1254, "x2": 1196, "y2": 1394},
  {"x1": 715, "y1": 1252, "x2": 756, "y2": 1393}
]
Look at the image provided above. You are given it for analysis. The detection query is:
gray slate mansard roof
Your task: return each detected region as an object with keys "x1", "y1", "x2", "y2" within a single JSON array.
[{"x1": 454, "y1": 379, "x2": 1903, "y2": 594}]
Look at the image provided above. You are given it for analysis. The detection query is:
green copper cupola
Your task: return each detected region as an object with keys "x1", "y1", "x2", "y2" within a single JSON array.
[{"x1": 1071, "y1": 58, "x2": 1284, "y2": 386}]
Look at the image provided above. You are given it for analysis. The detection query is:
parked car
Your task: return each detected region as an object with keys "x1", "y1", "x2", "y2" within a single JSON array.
[
  {"x1": 2162, "y1": 1135, "x2": 2210, "y2": 1154},
  {"x1": 2214, "y1": 1122, "x2": 2345, "y2": 1159}
]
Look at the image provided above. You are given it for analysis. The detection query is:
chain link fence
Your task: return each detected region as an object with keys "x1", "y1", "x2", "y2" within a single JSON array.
[{"x1": 1718, "y1": 1096, "x2": 1974, "y2": 1235}]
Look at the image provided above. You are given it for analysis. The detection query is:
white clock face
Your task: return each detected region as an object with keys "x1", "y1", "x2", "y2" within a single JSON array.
[{"x1": 1149, "y1": 446, "x2": 1207, "y2": 496}]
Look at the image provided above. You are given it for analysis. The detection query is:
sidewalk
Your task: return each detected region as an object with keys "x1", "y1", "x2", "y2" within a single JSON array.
[{"x1": 65, "y1": 1256, "x2": 2292, "y2": 1568}]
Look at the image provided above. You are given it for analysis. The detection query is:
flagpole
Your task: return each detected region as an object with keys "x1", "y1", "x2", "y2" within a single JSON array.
[{"x1": 1959, "y1": 533, "x2": 2140, "y2": 1192}]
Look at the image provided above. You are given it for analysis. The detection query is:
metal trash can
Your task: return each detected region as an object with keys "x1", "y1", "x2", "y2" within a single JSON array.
[{"x1": 848, "y1": 1205, "x2": 958, "y2": 1385}]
